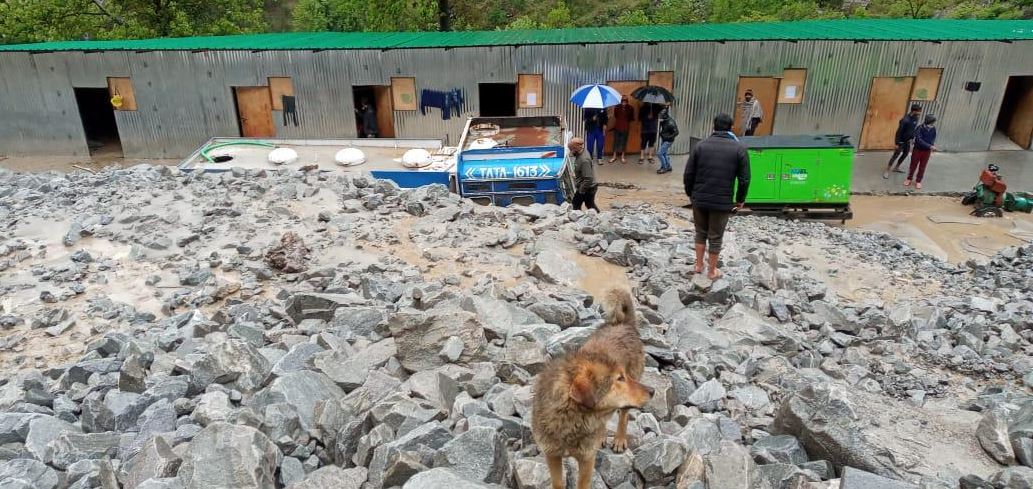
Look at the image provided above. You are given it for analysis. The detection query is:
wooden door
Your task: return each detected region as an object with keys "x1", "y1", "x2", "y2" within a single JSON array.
[
  {"x1": 605, "y1": 80, "x2": 647, "y2": 154},
  {"x1": 1004, "y1": 77, "x2": 1033, "y2": 149},
  {"x1": 733, "y1": 77, "x2": 779, "y2": 136},
  {"x1": 234, "y1": 87, "x2": 275, "y2": 138},
  {"x1": 860, "y1": 77, "x2": 915, "y2": 150},
  {"x1": 373, "y1": 86, "x2": 395, "y2": 138}
]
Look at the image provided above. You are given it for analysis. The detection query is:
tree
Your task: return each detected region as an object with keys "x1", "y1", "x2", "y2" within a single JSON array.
[
  {"x1": 615, "y1": 9, "x2": 651, "y2": 26},
  {"x1": 292, "y1": 0, "x2": 438, "y2": 32}
]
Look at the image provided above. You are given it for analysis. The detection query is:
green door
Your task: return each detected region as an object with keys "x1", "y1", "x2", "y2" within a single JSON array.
[
  {"x1": 778, "y1": 149, "x2": 821, "y2": 203},
  {"x1": 743, "y1": 149, "x2": 779, "y2": 203}
]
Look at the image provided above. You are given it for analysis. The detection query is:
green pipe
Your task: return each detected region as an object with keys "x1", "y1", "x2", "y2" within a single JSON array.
[{"x1": 201, "y1": 141, "x2": 275, "y2": 163}]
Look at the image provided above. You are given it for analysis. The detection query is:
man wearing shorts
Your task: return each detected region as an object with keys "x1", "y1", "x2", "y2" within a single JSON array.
[
  {"x1": 683, "y1": 113, "x2": 751, "y2": 279},
  {"x1": 639, "y1": 103, "x2": 660, "y2": 164}
]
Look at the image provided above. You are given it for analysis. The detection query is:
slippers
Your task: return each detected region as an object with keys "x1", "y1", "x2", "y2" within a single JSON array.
[
  {"x1": 893, "y1": 168, "x2": 905, "y2": 173},
  {"x1": 916, "y1": 182, "x2": 922, "y2": 190},
  {"x1": 904, "y1": 179, "x2": 911, "y2": 187},
  {"x1": 882, "y1": 172, "x2": 889, "y2": 179}
]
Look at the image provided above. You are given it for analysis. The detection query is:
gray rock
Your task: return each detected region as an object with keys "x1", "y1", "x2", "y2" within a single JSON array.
[
  {"x1": 732, "y1": 385, "x2": 771, "y2": 411},
  {"x1": 262, "y1": 403, "x2": 302, "y2": 447},
  {"x1": 990, "y1": 466, "x2": 1033, "y2": 489},
  {"x1": 976, "y1": 409, "x2": 1015, "y2": 465},
  {"x1": 664, "y1": 308, "x2": 723, "y2": 353},
  {"x1": 597, "y1": 451, "x2": 635, "y2": 487},
  {"x1": 773, "y1": 382, "x2": 998, "y2": 483},
  {"x1": 388, "y1": 310, "x2": 489, "y2": 372},
  {"x1": 545, "y1": 326, "x2": 596, "y2": 357},
  {"x1": 513, "y1": 459, "x2": 551, "y2": 489},
  {"x1": 840, "y1": 466, "x2": 918, "y2": 488},
  {"x1": 757, "y1": 463, "x2": 815, "y2": 489},
  {"x1": 25, "y1": 416, "x2": 80, "y2": 463},
  {"x1": 279, "y1": 457, "x2": 305, "y2": 486},
  {"x1": 527, "y1": 301, "x2": 580, "y2": 328},
  {"x1": 603, "y1": 239, "x2": 634, "y2": 266},
  {"x1": 176, "y1": 339, "x2": 271, "y2": 394},
  {"x1": 247, "y1": 370, "x2": 344, "y2": 430},
  {"x1": 49, "y1": 431, "x2": 121, "y2": 470},
  {"x1": 675, "y1": 417, "x2": 723, "y2": 455},
  {"x1": 332, "y1": 306, "x2": 386, "y2": 337},
  {"x1": 703, "y1": 440, "x2": 767, "y2": 489},
  {"x1": 402, "y1": 467, "x2": 503, "y2": 488},
  {"x1": 688, "y1": 378, "x2": 726, "y2": 412},
  {"x1": 0, "y1": 458, "x2": 59, "y2": 489},
  {"x1": 529, "y1": 245, "x2": 584, "y2": 288},
  {"x1": 367, "y1": 422, "x2": 453, "y2": 488},
  {"x1": 459, "y1": 296, "x2": 542, "y2": 340},
  {"x1": 441, "y1": 336, "x2": 465, "y2": 362},
  {"x1": 285, "y1": 466, "x2": 367, "y2": 489},
  {"x1": 633, "y1": 436, "x2": 687, "y2": 483},
  {"x1": 714, "y1": 304, "x2": 801, "y2": 353},
  {"x1": 501, "y1": 337, "x2": 548, "y2": 374},
  {"x1": 285, "y1": 292, "x2": 365, "y2": 323},
  {"x1": 811, "y1": 301, "x2": 858, "y2": 333},
  {"x1": 354, "y1": 423, "x2": 395, "y2": 468},
  {"x1": 315, "y1": 338, "x2": 396, "y2": 390},
  {"x1": 433, "y1": 426, "x2": 509, "y2": 484},
  {"x1": 177, "y1": 423, "x2": 282, "y2": 489},
  {"x1": 122, "y1": 436, "x2": 182, "y2": 489},
  {"x1": 750, "y1": 434, "x2": 808, "y2": 465},
  {"x1": 272, "y1": 343, "x2": 325, "y2": 376},
  {"x1": 119, "y1": 352, "x2": 149, "y2": 394},
  {"x1": 192, "y1": 391, "x2": 234, "y2": 426}
]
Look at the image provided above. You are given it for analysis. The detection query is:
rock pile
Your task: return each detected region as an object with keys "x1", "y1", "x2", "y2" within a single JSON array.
[{"x1": 0, "y1": 164, "x2": 1031, "y2": 489}]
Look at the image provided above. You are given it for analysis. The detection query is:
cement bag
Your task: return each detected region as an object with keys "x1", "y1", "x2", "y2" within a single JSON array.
[
  {"x1": 401, "y1": 148, "x2": 432, "y2": 169},
  {"x1": 267, "y1": 147, "x2": 298, "y2": 165},
  {"x1": 335, "y1": 148, "x2": 366, "y2": 166}
]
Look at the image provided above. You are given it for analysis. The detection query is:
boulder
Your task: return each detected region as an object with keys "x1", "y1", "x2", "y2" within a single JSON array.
[
  {"x1": 976, "y1": 408, "x2": 1016, "y2": 465},
  {"x1": 773, "y1": 382, "x2": 999, "y2": 484},
  {"x1": 286, "y1": 466, "x2": 367, "y2": 489},
  {"x1": 513, "y1": 459, "x2": 551, "y2": 489},
  {"x1": 177, "y1": 423, "x2": 282, "y2": 489},
  {"x1": 990, "y1": 466, "x2": 1033, "y2": 489},
  {"x1": 714, "y1": 304, "x2": 801, "y2": 353},
  {"x1": 271, "y1": 343, "x2": 325, "y2": 376},
  {"x1": 248, "y1": 370, "x2": 345, "y2": 430},
  {"x1": 402, "y1": 468, "x2": 504, "y2": 489},
  {"x1": 0, "y1": 458, "x2": 60, "y2": 489},
  {"x1": 839, "y1": 466, "x2": 918, "y2": 489},
  {"x1": 750, "y1": 435, "x2": 808, "y2": 465},
  {"x1": 527, "y1": 301, "x2": 580, "y2": 329},
  {"x1": 176, "y1": 339, "x2": 271, "y2": 394},
  {"x1": 388, "y1": 310, "x2": 489, "y2": 372},
  {"x1": 315, "y1": 338, "x2": 396, "y2": 390},
  {"x1": 529, "y1": 241, "x2": 584, "y2": 288},
  {"x1": 703, "y1": 440, "x2": 767, "y2": 489},
  {"x1": 285, "y1": 292, "x2": 365, "y2": 323},
  {"x1": 688, "y1": 379, "x2": 726, "y2": 412},
  {"x1": 332, "y1": 306, "x2": 386, "y2": 337},
  {"x1": 25, "y1": 416, "x2": 80, "y2": 463},
  {"x1": 49, "y1": 431, "x2": 121, "y2": 470},
  {"x1": 122, "y1": 436, "x2": 182, "y2": 489},
  {"x1": 433, "y1": 426, "x2": 509, "y2": 484},
  {"x1": 367, "y1": 422, "x2": 454, "y2": 488},
  {"x1": 633, "y1": 436, "x2": 687, "y2": 483}
]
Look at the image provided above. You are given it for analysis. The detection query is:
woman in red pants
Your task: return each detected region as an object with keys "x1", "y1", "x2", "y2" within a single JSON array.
[{"x1": 905, "y1": 114, "x2": 938, "y2": 190}]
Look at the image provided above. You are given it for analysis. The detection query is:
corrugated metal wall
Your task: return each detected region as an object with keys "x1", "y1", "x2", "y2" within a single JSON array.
[{"x1": 1, "y1": 39, "x2": 1031, "y2": 159}]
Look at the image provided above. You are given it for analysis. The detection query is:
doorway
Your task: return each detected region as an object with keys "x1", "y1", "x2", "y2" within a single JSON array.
[
  {"x1": 233, "y1": 86, "x2": 275, "y2": 138},
  {"x1": 733, "y1": 77, "x2": 778, "y2": 137},
  {"x1": 73, "y1": 87, "x2": 123, "y2": 157},
  {"x1": 479, "y1": 83, "x2": 517, "y2": 117},
  {"x1": 995, "y1": 76, "x2": 1033, "y2": 150},
  {"x1": 859, "y1": 77, "x2": 914, "y2": 150},
  {"x1": 352, "y1": 86, "x2": 395, "y2": 138},
  {"x1": 605, "y1": 81, "x2": 647, "y2": 154}
]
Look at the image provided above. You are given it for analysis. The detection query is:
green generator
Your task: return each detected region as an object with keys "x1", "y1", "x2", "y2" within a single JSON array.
[{"x1": 737, "y1": 134, "x2": 853, "y2": 221}]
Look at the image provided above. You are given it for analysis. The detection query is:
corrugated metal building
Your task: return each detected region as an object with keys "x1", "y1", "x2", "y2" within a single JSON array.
[{"x1": 1, "y1": 19, "x2": 1033, "y2": 159}]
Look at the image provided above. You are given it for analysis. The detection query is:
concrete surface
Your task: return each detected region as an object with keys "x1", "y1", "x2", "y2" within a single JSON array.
[{"x1": 592, "y1": 149, "x2": 1033, "y2": 195}]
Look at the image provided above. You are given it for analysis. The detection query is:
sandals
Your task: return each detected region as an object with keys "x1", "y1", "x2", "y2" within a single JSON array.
[
  {"x1": 916, "y1": 182, "x2": 923, "y2": 190},
  {"x1": 904, "y1": 179, "x2": 912, "y2": 187}
]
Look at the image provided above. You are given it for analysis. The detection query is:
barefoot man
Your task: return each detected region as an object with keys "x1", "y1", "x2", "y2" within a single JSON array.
[{"x1": 683, "y1": 113, "x2": 750, "y2": 279}]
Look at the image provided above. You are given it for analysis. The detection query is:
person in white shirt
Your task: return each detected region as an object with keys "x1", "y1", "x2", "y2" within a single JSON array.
[{"x1": 740, "y1": 90, "x2": 763, "y2": 136}]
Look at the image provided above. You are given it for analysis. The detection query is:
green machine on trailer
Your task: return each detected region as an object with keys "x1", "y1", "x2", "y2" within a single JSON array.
[{"x1": 738, "y1": 134, "x2": 853, "y2": 221}]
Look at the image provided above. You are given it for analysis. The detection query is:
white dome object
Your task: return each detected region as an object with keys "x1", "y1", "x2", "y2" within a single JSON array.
[
  {"x1": 267, "y1": 147, "x2": 298, "y2": 165},
  {"x1": 468, "y1": 138, "x2": 499, "y2": 150},
  {"x1": 335, "y1": 147, "x2": 366, "y2": 166},
  {"x1": 401, "y1": 148, "x2": 433, "y2": 168}
]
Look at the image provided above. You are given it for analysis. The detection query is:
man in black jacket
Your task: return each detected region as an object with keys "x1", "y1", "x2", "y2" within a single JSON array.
[
  {"x1": 684, "y1": 113, "x2": 750, "y2": 280},
  {"x1": 884, "y1": 104, "x2": 922, "y2": 179}
]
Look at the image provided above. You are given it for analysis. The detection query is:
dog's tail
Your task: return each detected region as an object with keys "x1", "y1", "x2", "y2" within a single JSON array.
[{"x1": 604, "y1": 288, "x2": 636, "y2": 326}]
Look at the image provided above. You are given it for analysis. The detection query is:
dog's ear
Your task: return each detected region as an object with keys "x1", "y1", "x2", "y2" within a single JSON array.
[{"x1": 570, "y1": 372, "x2": 596, "y2": 408}]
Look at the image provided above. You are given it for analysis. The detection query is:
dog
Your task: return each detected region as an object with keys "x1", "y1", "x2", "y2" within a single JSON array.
[{"x1": 531, "y1": 288, "x2": 652, "y2": 489}]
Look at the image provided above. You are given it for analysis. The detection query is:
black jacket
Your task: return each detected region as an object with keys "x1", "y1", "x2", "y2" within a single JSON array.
[
  {"x1": 583, "y1": 108, "x2": 608, "y2": 132},
  {"x1": 894, "y1": 114, "x2": 919, "y2": 144},
  {"x1": 659, "y1": 117, "x2": 679, "y2": 143},
  {"x1": 683, "y1": 132, "x2": 751, "y2": 211}
]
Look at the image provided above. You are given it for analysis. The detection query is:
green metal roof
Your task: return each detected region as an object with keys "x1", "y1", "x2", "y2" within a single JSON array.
[{"x1": 1, "y1": 19, "x2": 1032, "y2": 52}]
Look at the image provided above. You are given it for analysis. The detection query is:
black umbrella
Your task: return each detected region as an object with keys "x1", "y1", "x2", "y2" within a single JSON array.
[{"x1": 631, "y1": 85, "x2": 675, "y2": 104}]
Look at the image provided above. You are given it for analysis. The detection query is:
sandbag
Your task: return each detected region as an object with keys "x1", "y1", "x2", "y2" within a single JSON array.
[
  {"x1": 335, "y1": 148, "x2": 366, "y2": 166},
  {"x1": 267, "y1": 147, "x2": 298, "y2": 165}
]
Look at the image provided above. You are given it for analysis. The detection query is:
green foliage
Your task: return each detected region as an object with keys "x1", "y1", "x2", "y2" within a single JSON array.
[{"x1": 0, "y1": 0, "x2": 1030, "y2": 45}]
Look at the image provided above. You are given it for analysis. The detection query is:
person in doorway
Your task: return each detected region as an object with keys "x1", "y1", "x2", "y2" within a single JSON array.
[
  {"x1": 905, "y1": 114, "x2": 939, "y2": 190},
  {"x1": 883, "y1": 104, "x2": 922, "y2": 179},
  {"x1": 740, "y1": 89, "x2": 763, "y2": 136},
  {"x1": 639, "y1": 103, "x2": 660, "y2": 164},
  {"x1": 657, "y1": 105, "x2": 679, "y2": 174},
  {"x1": 358, "y1": 99, "x2": 378, "y2": 138},
  {"x1": 567, "y1": 137, "x2": 599, "y2": 211},
  {"x1": 609, "y1": 97, "x2": 635, "y2": 164},
  {"x1": 583, "y1": 107, "x2": 608, "y2": 165},
  {"x1": 683, "y1": 113, "x2": 750, "y2": 280}
]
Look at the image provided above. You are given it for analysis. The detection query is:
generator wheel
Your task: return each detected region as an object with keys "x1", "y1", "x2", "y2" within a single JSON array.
[
  {"x1": 971, "y1": 207, "x2": 1003, "y2": 218},
  {"x1": 961, "y1": 193, "x2": 977, "y2": 206}
]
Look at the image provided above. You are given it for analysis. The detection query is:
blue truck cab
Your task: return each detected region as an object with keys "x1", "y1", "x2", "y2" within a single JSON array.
[{"x1": 455, "y1": 116, "x2": 575, "y2": 206}]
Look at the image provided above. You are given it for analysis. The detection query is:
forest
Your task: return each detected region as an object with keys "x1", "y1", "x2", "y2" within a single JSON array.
[{"x1": 1, "y1": 0, "x2": 1030, "y2": 45}]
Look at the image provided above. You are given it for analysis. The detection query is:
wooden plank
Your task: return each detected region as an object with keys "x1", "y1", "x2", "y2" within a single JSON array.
[
  {"x1": 734, "y1": 77, "x2": 779, "y2": 136},
  {"x1": 648, "y1": 71, "x2": 674, "y2": 91},
  {"x1": 373, "y1": 86, "x2": 395, "y2": 138},
  {"x1": 606, "y1": 80, "x2": 647, "y2": 154},
  {"x1": 911, "y1": 68, "x2": 942, "y2": 101},
  {"x1": 107, "y1": 77, "x2": 137, "y2": 111},
  {"x1": 518, "y1": 74, "x2": 543, "y2": 108},
  {"x1": 268, "y1": 77, "x2": 294, "y2": 111},
  {"x1": 234, "y1": 86, "x2": 275, "y2": 138},
  {"x1": 391, "y1": 77, "x2": 417, "y2": 111},
  {"x1": 1006, "y1": 77, "x2": 1033, "y2": 149},
  {"x1": 860, "y1": 76, "x2": 914, "y2": 150},
  {"x1": 777, "y1": 69, "x2": 807, "y2": 104}
]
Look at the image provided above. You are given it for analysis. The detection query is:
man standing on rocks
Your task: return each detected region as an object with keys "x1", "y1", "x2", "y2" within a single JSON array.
[
  {"x1": 567, "y1": 137, "x2": 599, "y2": 211},
  {"x1": 683, "y1": 113, "x2": 750, "y2": 279}
]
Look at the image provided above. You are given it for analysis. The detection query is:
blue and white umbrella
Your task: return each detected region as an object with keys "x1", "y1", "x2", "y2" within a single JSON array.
[{"x1": 569, "y1": 84, "x2": 622, "y2": 109}]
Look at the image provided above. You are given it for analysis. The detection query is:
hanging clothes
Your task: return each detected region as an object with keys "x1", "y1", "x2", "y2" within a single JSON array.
[
  {"x1": 420, "y1": 88, "x2": 467, "y2": 120},
  {"x1": 282, "y1": 95, "x2": 299, "y2": 127}
]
